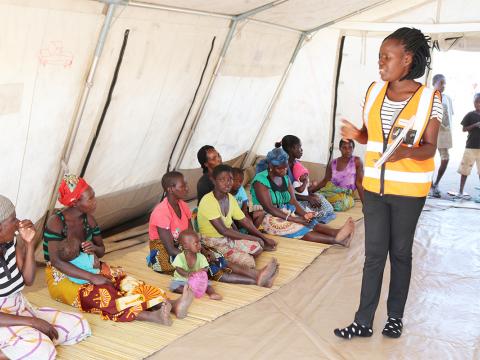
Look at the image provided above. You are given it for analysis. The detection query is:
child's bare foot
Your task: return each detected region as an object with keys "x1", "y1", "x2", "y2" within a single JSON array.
[
  {"x1": 206, "y1": 285, "x2": 222, "y2": 300},
  {"x1": 172, "y1": 284, "x2": 194, "y2": 319},
  {"x1": 208, "y1": 293, "x2": 222, "y2": 300},
  {"x1": 265, "y1": 264, "x2": 279, "y2": 288},
  {"x1": 256, "y1": 258, "x2": 277, "y2": 287},
  {"x1": 335, "y1": 217, "x2": 355, "y2": 247}
]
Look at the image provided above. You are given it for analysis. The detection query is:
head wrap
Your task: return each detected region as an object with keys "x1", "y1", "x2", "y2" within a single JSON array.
[
  {"x1": 0, "y1": 195, "x2": 15, "y2": 223},
  {"x1": 58, "y1": 174, "x2": 90, "y2": 207},
  {"x1": 266, "y1": 148, "x2": 289, "y2": 166},
  {"x1": 255, "y1": 148, "x2": 289, "y2": 174}
]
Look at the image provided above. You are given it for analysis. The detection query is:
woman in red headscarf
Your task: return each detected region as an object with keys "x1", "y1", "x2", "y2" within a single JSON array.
[{"x1": 43, "y1": 175, "x2": 193, "y2": 324}]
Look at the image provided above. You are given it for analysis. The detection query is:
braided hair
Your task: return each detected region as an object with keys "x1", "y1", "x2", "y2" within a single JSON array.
[{"x1": 385, "y1": 27, "x2": 431, "y2": 80}]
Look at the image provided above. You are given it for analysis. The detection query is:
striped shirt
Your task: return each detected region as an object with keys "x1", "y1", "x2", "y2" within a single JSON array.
[
  {"x1": 362, "y1": 93, "x2": 443, "y2": 139},
  {"x1": 380, "y1": 94, "x2": 443, "y2": 138},
  {"x1": 0, "y1": 237, "x2": 25, "y2": 297}
]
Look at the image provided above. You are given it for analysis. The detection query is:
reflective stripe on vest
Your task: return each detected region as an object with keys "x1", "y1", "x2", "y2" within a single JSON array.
[{"x1": 362, "y1": 81, "x2": 437, "y2": 197}]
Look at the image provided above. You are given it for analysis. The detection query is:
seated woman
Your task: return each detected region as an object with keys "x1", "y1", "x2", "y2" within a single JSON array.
[
  {"x1": 311, "y1": 139, "x2": 365, "y2": 207},
  {"x1": 196, "y1": 145, "x2": 222, "y2": 204},
  {"x1": 198, "y1": 165, "x2": 279, "y2": 276},
  {"x1": 251, "y1": 148, "x2": 355, "y2": 246},
  {"x1": 43, "y1": 175, "x2": 193, "y2": 325},
  {"x1": 0, "y1": 195, "x2": 90, "y2": 359},
  {"x1": 277, "y1": 135, "x2": 335, "y2": 223},
  {"x1": 148, "y1": 171, "x2": 278, "y2": 287}
]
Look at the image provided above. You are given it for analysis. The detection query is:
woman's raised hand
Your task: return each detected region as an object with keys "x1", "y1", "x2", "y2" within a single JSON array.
[
  {"x1": 340, "y1": 119, "x2": 360, "y2": 141},
  {"x1": 18, "y1": 220, "x2": 36, "y2": 244}
]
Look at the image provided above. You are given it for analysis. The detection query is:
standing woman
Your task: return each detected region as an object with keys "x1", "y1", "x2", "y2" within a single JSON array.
[{"x1": 334, "y1": 28, "x2": 441, "y2": 339}]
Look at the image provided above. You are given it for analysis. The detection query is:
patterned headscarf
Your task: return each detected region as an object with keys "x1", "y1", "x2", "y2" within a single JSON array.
[
  {"x1": 58, "y1": 174, "x2": 90, "y2": 207},
  {"x1": 255, "y1": 148, "x2": 289, "y2": 173},
  {"x1": 266, "y1": 147, "x2": 289, "y2": 166}
]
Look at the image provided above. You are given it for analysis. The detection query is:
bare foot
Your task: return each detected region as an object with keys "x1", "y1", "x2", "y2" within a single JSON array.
[
  {"x1": 172, "y1": 284, "x2": 194, "y2": 319},
  {"x1": 256, "y1": 258, "x2": 277, "y2": 287},
  {"x1": 159, "y1": 301, "x2": 173, "y2": 325},
  {"x1": 265, "y1": 264, "x2": 279, "y2": 288},
  {"x1": 147, "y1": 302, "x2": 172, "y2": 326},
  {"x1": 335, "y1": 217, "x2": 355, "y2": 247},
  {"x1": 209, "y1": 293, "x2": 222, "y2": 300}
]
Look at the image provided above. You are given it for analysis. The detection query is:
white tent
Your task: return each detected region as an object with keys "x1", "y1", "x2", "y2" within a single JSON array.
[{"x1": 1, "y1": 0, "x2": 480, "y2": 230}]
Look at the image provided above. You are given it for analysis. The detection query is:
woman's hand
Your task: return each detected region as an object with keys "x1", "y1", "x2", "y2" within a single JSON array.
[
  {"x1": 18, "y1": 220, "x2": 36, "y2": 244},
  {"x1": 340, "y1": 119, "x2": 360, "y2": 140},
  {"x1": 387, "y1": 146, "x2": 412, "y2": 163},
  {"x1": 262, "y1": 236, "x2": 277, "y2": 251},
  {"x1": 307, "y1": 195, "x2": 322, "y2": 208},
  {"x1": 89, "y1": 274, "x2": 113, "y2": 286},
  {"x1": 31, "y1": 317, "x2": 59, "y2": 341}
]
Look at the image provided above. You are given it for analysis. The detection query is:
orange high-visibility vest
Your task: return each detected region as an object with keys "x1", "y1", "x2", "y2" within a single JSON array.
[{"x1": 362, "y1": 81, "x2": 439, "y2": 197}]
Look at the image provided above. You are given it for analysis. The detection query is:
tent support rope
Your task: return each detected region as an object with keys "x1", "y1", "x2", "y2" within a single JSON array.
[
  {"x1": 327, "y1": 35, "x2": 346, "y2": 165},
  {"x1": 166, "y1": 36, "x2": 216, "y2": 173},
  {"x1": 81, "y1": 29, "x2": 131, "y2": 177}
]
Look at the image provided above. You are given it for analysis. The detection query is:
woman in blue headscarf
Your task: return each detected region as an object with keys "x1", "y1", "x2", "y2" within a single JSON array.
[{"x1": 251, "y1": 147, "x2": 355, "y2": 245}]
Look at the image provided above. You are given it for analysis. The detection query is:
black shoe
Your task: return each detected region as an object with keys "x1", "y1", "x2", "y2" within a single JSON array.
[
  {"x1": 334, "y1": 322, "x2": 373, "y2": 340},
  {"x1": 382, "y1": 317, "x2": 403, "y2": 338}
]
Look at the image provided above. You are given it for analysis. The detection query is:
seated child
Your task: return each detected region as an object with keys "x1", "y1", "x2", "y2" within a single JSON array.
[
  {"x1": 230, "y1": 167, "x2": 251, "y2": 220},
  {"x1": 68, "y1": 247, "x2": 101, "y2": 284},
  {"x1": 170, "y1": 230, "x2": 222, "y2": 300}
]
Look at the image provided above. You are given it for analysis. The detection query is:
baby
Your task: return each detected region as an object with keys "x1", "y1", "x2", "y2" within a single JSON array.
[
  {"x1": 170, "y1": 230, "x2": 222, "y2": 300},
  {"x1": 67, "y1": 241, "x2": 101, "y2": 284},
  {"x1": 292, "y1": 161, "x2": 314, "y2": 196}
]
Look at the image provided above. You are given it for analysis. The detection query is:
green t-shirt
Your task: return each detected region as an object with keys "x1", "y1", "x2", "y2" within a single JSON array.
[
  {"x1": 197, "y1": 192, "x2": 245, "y2": 238},
  {"x1": 250, "y1": 170, "x2": 291, "y2": 207},
  {"x1": 172, "y1": 252, "x2": 209, "y2": 281}
]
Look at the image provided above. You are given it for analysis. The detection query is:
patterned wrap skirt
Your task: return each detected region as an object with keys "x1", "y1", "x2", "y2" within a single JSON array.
[{"x1": 0, "y1": 291, "x2": 90, "y2": 359}]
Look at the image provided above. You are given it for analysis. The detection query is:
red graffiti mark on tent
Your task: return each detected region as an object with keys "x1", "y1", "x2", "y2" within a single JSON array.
[{"x1": 38, "y1": 41, "x2": 73, "y2": 67}]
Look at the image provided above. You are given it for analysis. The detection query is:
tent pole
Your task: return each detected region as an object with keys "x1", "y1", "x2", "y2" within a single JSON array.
[
  {"x1": 241, "y1": 32, "x2": 307, "y2": 168},
  {"x1": 306, "y1": 0, "x2": 393, "y2": 34},
  {"x1": 127, "y1": 0, "x2": 231, "y2": 19},
  {"x1": 43, "y1": 3, "x2": 116, "y2": 215}
]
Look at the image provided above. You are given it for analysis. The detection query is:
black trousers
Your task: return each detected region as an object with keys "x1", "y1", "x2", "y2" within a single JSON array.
[{"x1": 355, "y1": 190, "x2": 426, "y2": 327}]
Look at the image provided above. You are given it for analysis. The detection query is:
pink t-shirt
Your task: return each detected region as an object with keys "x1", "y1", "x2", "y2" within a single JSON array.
[{"x1": 148, "y1": 198, "x2": 192, "y2": 241}]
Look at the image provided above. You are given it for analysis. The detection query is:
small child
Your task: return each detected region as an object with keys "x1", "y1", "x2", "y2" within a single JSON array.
[
  {"x1": 170, "y1": 230, "x2": 222, "y2": 300},
  {"x1": 68, "y1": 246, "x2": 101, "y2": 284},
  {"x1": 292, "y1": 161, "x2": 311, "y2": 196},
  {"x1": 230, "y1": 168, "x2": 251, "y2": 220}
]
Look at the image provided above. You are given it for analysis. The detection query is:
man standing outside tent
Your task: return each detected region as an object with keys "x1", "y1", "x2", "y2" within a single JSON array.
[
  {"x1": 431, "y1": 74, "x2": 453, "y2": 197},
  {"x1": 457, "y1": 93, "x2": 480, "y2": 196}
]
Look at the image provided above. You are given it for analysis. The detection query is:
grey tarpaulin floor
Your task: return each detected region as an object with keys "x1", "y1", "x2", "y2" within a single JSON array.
[{"x1": 151, "y1": 199, "x2": 480, "y2": 359}]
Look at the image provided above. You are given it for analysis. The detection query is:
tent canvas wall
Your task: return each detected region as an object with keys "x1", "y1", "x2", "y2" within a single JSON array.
[{"x1": 1, "y1": 0, "x2": 479, "y2": 231}]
